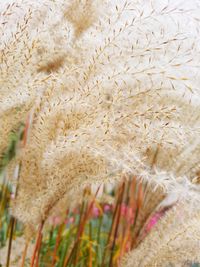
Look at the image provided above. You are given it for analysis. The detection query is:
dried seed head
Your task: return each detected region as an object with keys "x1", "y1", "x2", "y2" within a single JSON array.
[{"x1": 1, "y1": 0, "x2": 200, "y2": 224}]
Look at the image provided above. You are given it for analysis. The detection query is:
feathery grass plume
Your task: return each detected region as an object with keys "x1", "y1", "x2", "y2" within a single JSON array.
[
  {"x1": 122, "y1": 200, "x2": 200, "y2": 267},
  {"x1": 0, "y1": 0, "x2": 200, "y2": 225},
  {"x1": 64, "y1": 0, "x2": 101, "y2": 39}
]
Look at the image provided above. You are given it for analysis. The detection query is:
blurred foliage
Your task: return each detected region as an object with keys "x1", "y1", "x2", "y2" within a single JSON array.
[{"x1": 0, "y1": 124, "x2": 24, "y2": 174}]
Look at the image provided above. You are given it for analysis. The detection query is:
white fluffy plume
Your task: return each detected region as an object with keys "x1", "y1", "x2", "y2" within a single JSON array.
[{"x1": 0, "y1": 0, "x2": 200, "y2": 223}]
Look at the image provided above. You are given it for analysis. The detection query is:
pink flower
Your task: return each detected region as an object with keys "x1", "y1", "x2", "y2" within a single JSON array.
[
  {"x1": 104, "y1": 204, "x2": 112, "y2": 213},
  {"x1": 120, "y1": 204, "x2": 134, "y2": 224},
  {"x1": 120, "y1": 203, "x2": 128, "y2": 217},
  {"x1": 92, "y1": 206, "x2": 100, "y2": 218},
  {"x1": 146, "y1": 212, "x2": 163, "y2": 232},
  {"x1": 65, "y1": 216, "x2": 75, "y2": 225},
  {"x1": 10, "y1": 193, "x2": 15, "y2": 200},
  {"x1": 49, "y1": 216, "x2": 61, "y2": 226}
]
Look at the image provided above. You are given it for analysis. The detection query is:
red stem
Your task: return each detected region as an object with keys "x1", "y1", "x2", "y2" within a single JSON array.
[
  {"x1": 20, "y1": 240, "x2": 29, "y2": 267},
  {"x1": 30, "y1": 221, "x2": 44, "y2": 267}
]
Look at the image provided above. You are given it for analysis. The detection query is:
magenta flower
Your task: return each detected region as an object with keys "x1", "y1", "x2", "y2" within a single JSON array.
[{"x1": 146, "y1": 212, "x2": 163, "y2": 232}]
